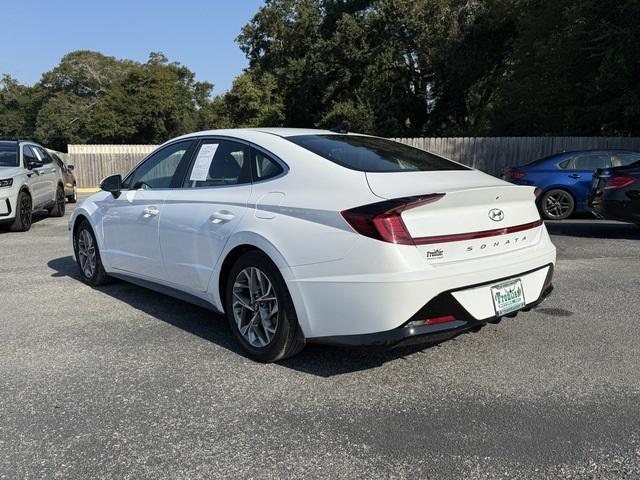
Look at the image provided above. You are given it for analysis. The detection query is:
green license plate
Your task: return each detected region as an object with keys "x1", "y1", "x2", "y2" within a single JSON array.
[{"x1": 491, "y1": 278, "x2": 526, "y2": 316}]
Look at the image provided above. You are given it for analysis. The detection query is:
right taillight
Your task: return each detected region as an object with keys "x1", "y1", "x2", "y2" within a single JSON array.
[
  {"x1": 604, "y1": 176, "x2": 636, "y2": 190},
  {"x1": 341, "y1": 194, "x2": 445, "y2": 245}
]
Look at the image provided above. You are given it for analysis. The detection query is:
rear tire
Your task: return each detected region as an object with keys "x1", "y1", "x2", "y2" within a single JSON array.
[
  {"x1": 225, "y1": 251, "x2": 305, "y2": 362},
  {"x1": 73, "y1": 220, "x2": 111, "y2": 286},
  {"x1": 540, "y1": 189, "x2": 575, "y2": 220},
  {"x1": 67, "y1": 184, "x2": 77, "y2": 203},
  {"x1": 48, "y1": 186, "x2": 66, "y2": 217},
  {"x1": 9, "y1": 191, "x2": 32, "y2": 232}
]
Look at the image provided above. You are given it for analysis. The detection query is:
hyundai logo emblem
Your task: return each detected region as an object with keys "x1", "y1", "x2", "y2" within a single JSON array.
[{"x1": 488, "y1": 208, "x2": 504, "y2": 222}]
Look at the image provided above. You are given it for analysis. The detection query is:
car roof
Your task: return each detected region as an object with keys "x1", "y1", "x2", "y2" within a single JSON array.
[
  {"x1": 176, "y1": 127, "x2": 347, "y2": 141},
  {"x1": 546, "y1": 148, "x2": 638, "y2": 157}
]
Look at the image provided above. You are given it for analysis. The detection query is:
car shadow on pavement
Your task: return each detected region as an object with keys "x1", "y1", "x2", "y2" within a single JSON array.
[
  {"x1": 48, "y1": 255, "x2": 450, "y2": 377},
  {"x1": 545, "y1": 220, "x2": 640, "y2": 239},
  {"x1": 0, "y1": 211, "x2": 51, "y2": 233}
]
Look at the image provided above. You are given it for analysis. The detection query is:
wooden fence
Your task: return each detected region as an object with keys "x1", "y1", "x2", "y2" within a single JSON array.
[
  {"x1": 67, "y1": 137, "x2": 640, "y2": 187},
  {"x1": 393, "y1": 136, "x2": 640, "y2": 175},
  {"x1": 67, "y1": 144, "x2": 157, "y2": 188}
]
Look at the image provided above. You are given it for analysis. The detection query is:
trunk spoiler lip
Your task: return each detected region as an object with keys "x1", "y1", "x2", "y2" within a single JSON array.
[{"x1": 413, "y1": 219, "x2": 544, "y2": 246}]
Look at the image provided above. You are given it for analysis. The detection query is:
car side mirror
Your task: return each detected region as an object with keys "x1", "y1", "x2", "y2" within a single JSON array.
[
  {"x1": 100, "y1": 174, "x2": 122, "y2": 197},
  {"x1": 27, "y1": 159, "x2": 43, "y2": 170},
  {"x1": 67, "y1": 164, "x2": 75, "y2": 171}
]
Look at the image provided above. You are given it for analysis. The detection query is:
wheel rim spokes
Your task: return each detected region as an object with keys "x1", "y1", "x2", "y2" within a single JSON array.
[
  {"x1": 77, "y1": 229, "x2": 96, "y2": 278},
  {"x1": 545, "y1": 193, "x2": 571, "y2": 218},
  {"x1": 232, "y1": 267, "x2": 279, "y2": 348}
]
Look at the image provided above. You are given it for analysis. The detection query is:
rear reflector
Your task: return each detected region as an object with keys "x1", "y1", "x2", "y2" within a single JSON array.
[
  {"x1": 413, "y1": 219, "x2": 543, "y2": 245},
  {"x1": 407, "y1": 315, "x2": 457, "y2": 328},
  {"x1": 341, "y1": 194, "x2": 445, "y2": 245},
  {"x1": 425, "y1": 315, "x2": 456, "y2": 326},
  {"x1": 604, "y1": 176, "x2": 636, "y2": 190}
]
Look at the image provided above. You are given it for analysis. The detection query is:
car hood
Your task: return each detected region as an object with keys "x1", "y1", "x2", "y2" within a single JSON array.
[{"x1": 0, "y1": 166, "x2": 23, "y2": 178}]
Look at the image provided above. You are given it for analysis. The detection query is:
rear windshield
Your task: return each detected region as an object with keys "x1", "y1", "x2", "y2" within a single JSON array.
[
  {"x1": 0, "y1": 142, "x2": 18, "y2": 167},
  {"x1": 288, "y1": 135, "x2": 469, "y2": 172}
]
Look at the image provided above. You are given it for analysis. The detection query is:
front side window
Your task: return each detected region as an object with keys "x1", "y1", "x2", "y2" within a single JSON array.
[
  {"x1": 0, "y1": 142, "x2": 18, "y2": 167},
  {"x1": 252, "y1": 148, "x2": 283, "y2": 181},
  {"x1": 126, "y1": 141, "x2": 193, "y2": 190},
  {"x1": 22, "y1": 145, "x2": 38, "y2": 167},
  {"x1": 288, "y1": 135, "x2": 469, "y2": 172},
  {"x1": 572, "y1": 153, "x2": 611, "y2": 171},
  {"x1": 183, "y1": 140, "x2": 250, "y2": 188}
]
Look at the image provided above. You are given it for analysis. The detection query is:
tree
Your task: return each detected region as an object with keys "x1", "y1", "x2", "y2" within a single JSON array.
[{"x1": 0, "y1": 75, "x2": 41, "y2": 140}]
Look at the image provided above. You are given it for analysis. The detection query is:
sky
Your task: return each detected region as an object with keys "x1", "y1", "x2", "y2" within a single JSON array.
[{"x1": 0, "y1": 0, "x2": 264, "y2": 94}]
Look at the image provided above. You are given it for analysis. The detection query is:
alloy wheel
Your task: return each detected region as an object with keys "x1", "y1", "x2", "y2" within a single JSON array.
[
  {"x1": 77, "y1": 229, "x2": 96, "y2": 279},
  {"x1": 20, "y1": 195, "x2": 32, "y2": 229},
  {"x1": 232, "y1": 267, "x2": 279, "y2": 348},
  {"x1": 543, "y1": 191, "x2": 573, "y2": 219}
]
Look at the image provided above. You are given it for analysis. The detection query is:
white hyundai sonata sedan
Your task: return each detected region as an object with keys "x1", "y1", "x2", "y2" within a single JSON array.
[{"x1": 69, "y1": 128, "x2": 556, "y2": 361}]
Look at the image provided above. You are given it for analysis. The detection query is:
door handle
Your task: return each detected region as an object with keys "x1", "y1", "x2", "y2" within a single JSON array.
[
  {"x1": 143, "y1": 206, "x2": 160, "y2": 218},
  {"x1": 568, "y1": 174, "x2": 582, "y2": 179},
  {"x1": 210, "y1": 211, "x2": 234, "y2": 224}
]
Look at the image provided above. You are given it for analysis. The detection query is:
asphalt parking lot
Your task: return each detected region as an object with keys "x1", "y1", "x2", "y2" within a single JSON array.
[{"x1": 1, "y1": 197, "x2": 639, "y2": 479}]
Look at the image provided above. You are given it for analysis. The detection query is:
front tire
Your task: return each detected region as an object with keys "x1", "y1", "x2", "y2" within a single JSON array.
[
  {"x1": 9, "y1": 191, "x2": 32, "y2": 232},
  {"x1": 48, "y1": 185, "x2": 66, "y2": 217},
  {"x1": 225, "y1": 251, "x2": 305, "y2": 362},
  {"x1": 540, "y1": 189, "x2": 575, "y2": 220},
  {"x1": 73, "y1": 220, "x2": 110, "y2": 286}
]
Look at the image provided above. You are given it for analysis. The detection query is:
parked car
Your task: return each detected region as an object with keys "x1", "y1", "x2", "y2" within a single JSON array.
[
  {"x1": 49, "y1": 152, "x2": 77, "y2": 203},
  {"x1": 69, "y1": 128, "x2": 556, "y2": 362},
  {"x1": 502, "y1": 150, "x2": 640, "y2": 220},
  {"x1": 589, "y1": 161, "x2": 640, "y2": 226},
  {"x1": 0, "y1": 140, "x2": 66, "y2": 232}
]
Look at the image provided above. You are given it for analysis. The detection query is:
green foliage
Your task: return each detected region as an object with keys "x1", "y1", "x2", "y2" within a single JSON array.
[
  {"x1": 1, "y1": 51, "x2": 215, "y2": 150},
  {"x1": 238, "y1": 0, "x2": 640, "y2": 136},
  {"x1": 1, "y1": 0, "x2": 639, "y2": 149},
  {"x1": 203, "y1": 72, "x2": 285, "y2": 129}
]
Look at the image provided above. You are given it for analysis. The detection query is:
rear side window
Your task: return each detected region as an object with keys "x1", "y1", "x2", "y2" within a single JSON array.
[
  {"x1": 572, "y1": 153, "x2": 611, "y2": 170},
  {"x1": 252, "y1": 148, "x2": 283, "y2": 181},
  {"x1": 613, "y1": 152, "x2": 640, "y2": 167},
  {"x1": 34, "y1": 146, "x2": 53, "y2": 164},
  {"x1": 183, "y1": 140, "x2": 251, "y2": 188},
  {"x1": 0, "y1": 142, "x2": 18, "y2": 167},
  {"x1": 288, "y1": 135, "x2": 469, "y2": 172}
]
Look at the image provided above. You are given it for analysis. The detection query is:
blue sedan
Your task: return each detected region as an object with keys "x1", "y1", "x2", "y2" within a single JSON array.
[{"x1": 502, "y1": 150, "x2": 640, "y2": 219}]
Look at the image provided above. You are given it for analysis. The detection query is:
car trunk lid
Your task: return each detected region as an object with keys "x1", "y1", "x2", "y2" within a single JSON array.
[{"x1": 366, "y1": 171, "x2": 543, "y2": 263}]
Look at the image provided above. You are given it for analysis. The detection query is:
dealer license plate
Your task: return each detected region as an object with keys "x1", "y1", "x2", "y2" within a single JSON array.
[{"x1": 491, "y1": 278, "x2": 525, "y2": 316}]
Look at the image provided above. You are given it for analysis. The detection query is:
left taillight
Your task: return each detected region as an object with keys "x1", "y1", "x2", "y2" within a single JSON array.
[
  {"x1": 604, "y1": 176, "x2": 636, "y2": 190},
  {"x1": 341, "y1": 194, "x2": 445, "y2": 245}
]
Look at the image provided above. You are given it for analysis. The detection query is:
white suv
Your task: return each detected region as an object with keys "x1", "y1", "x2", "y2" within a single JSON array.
[{"x1": 0, "y1": 140, "x2": 67, "y2": 232}]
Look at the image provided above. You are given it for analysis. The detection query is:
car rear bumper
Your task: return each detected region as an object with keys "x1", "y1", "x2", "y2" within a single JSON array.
[
  {"x1": 291, "y1": 231, "x2": 556, "y2": 339},
  {"x1": 589, "y1": 198, "x2": 639, "y2": 224},
  {"x1": 309, "y1": 264, "x2": 554, "y2": 347}
]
